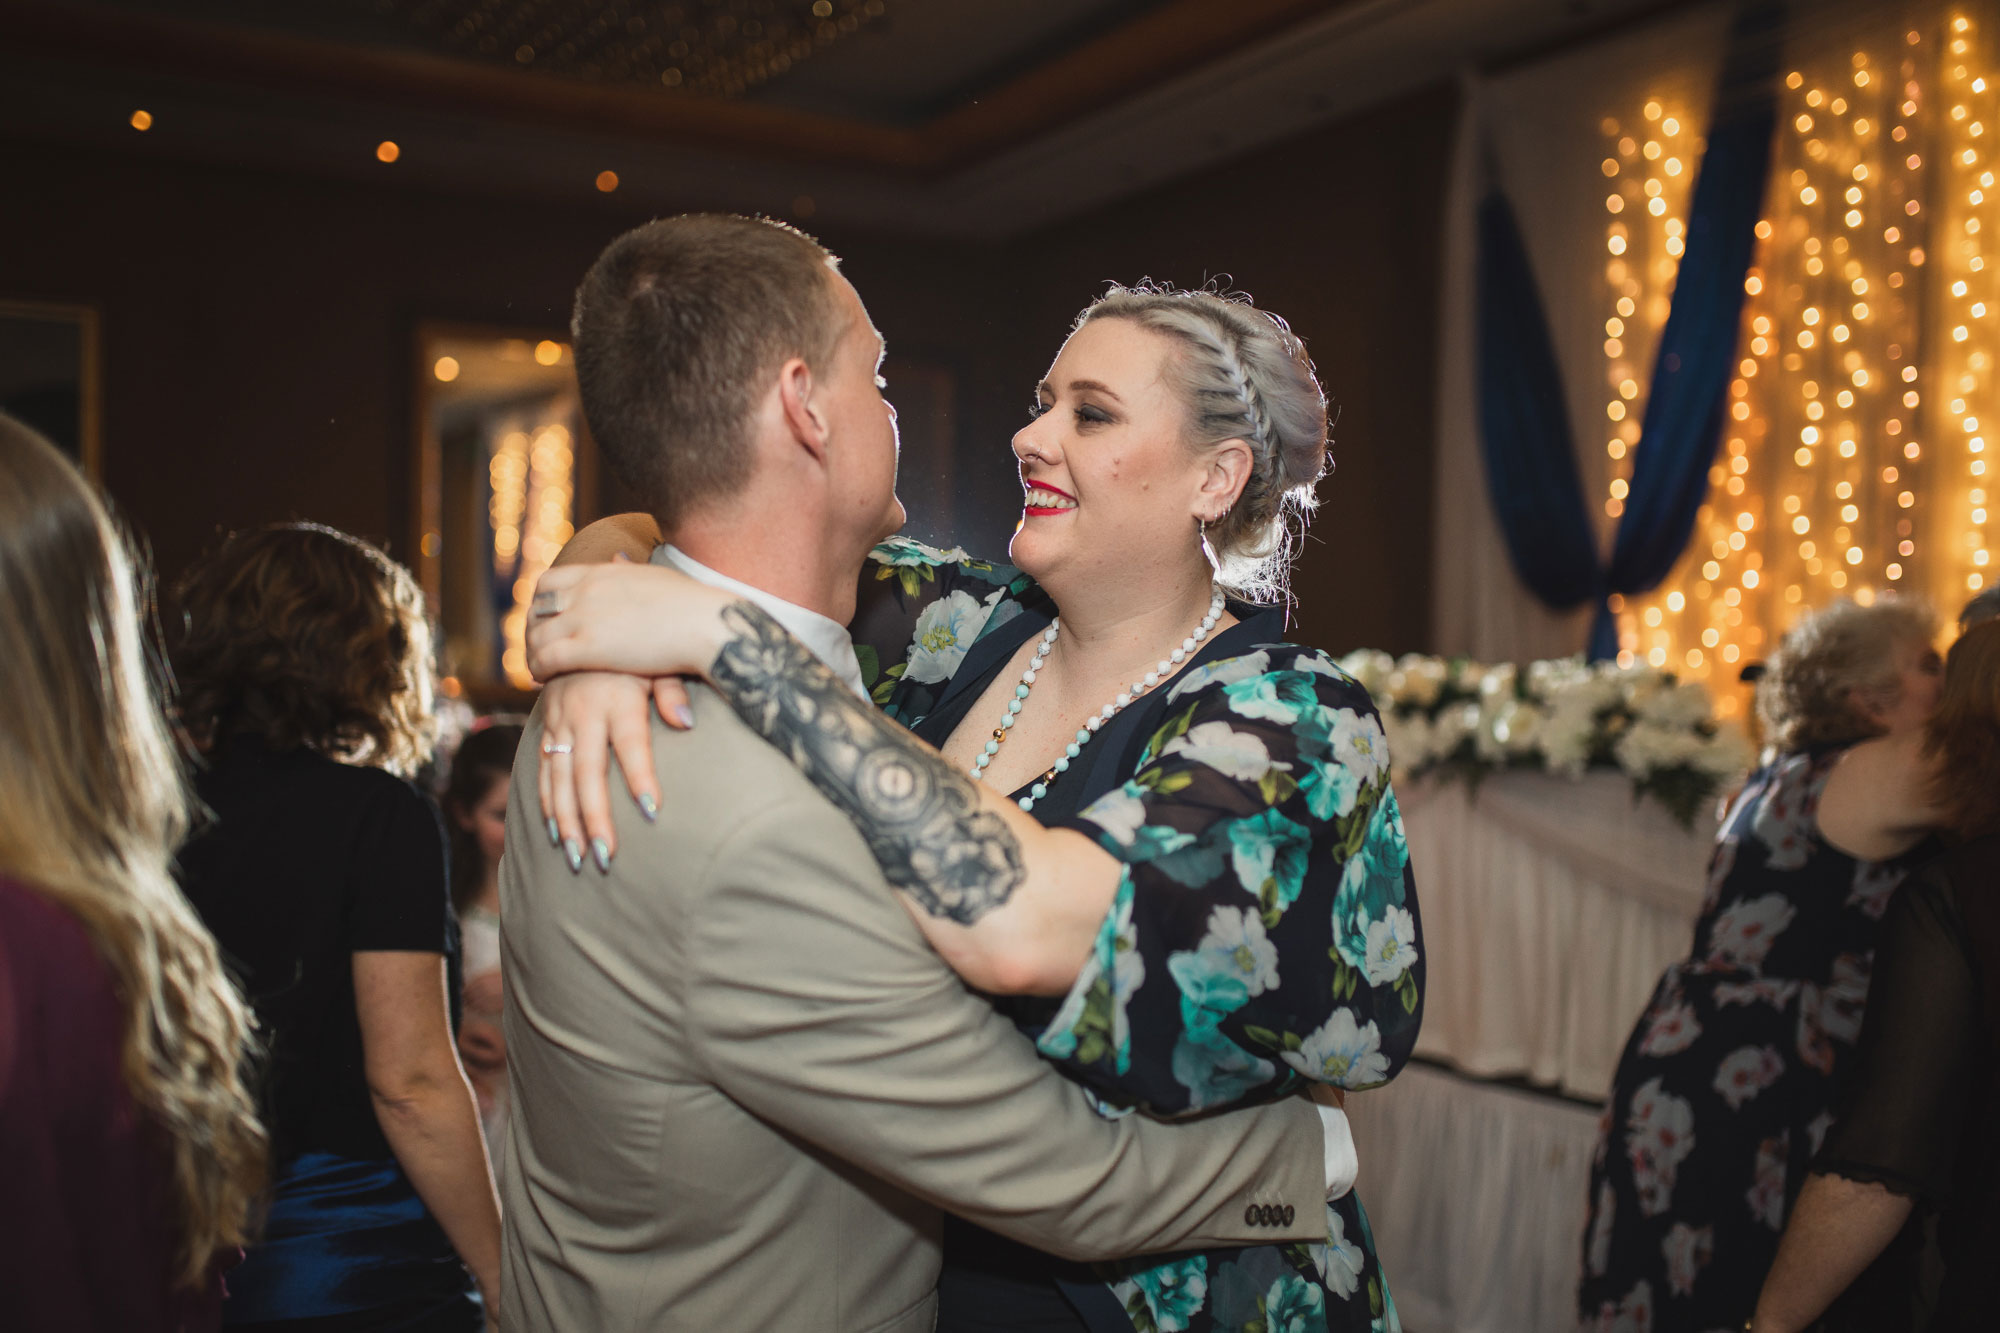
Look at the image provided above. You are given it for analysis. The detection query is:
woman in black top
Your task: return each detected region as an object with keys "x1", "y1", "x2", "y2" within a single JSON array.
[
  {"x1": 1752, "y1": 622, "x2": 2000, "y2": 1332},
  {"x1": 173, "y1": 524, "x2": 502, "y2": 1331}
]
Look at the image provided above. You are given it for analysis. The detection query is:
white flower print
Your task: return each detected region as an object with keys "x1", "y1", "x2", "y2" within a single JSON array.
[
  {"x1": 1282, "y1": 1009, "x2": 1391, "y2": 1089},
  {"x1": 1706, "y1": 893, "x2": 1798, "y2": 969},
  {"x1": 1661, "y1": 1222, "x2": 1714, "y2": 1298},
  {"x1": 1162, "y1": 720, "x2": 1290, "y2": 782},
  {"x1": 1581, "y1": 1280, "x2": 1654, "y2": 1333},
  {"x1": 1712, "y1": 976, "x2": 1800, "y2": 1009},
  {"x1": 1297, "y1": 652, "x2": 1354, "y2": 683},
  {"x1": 1795, "y1": 952, "x2": 1868, "y2": 1074},
  {"x1": 1712, "y1": 1045, "x2": 1785, "y2": 1110},
  {"x1": 1325, "y1": 708, "x2": 1391, "y2": 787},
  {"x1": 1310, "y1": 1204, "x2": 1365, "y2": 1298},
  {"x1": 1361, "y1": 906, "x2": 1419, "y2": 986},
  {"x1": 1081, "y1": 783, "x2": 1149, "y2": 847},
  {"x1": 902, "y1": 590, "x2": 992, "y2": 684},
  {"x1": 1746, "y1": 1133, "x2": 1789, "y2": 1229},
  {"x1": 1750, "y1": 775, "x2": 1818, "y2": 870},
  {"x1": 1806, "y1": 1110, "x2": 1834, "y2": 1155},
  {"x1": 1624, "y1": 1077, "x2": 1696, "y2": 1217},
  {"x1": 1846, "y1": 859, "x2": 1903, "y2": 919},
  {"x1": 872, "y1": 536, "x2": 969, "y2": 566},
  {"x1": 1186, "y1": 905, "x2": 1281, "y2": 999},
  {"x1": 1586, "y1": 1180, "x2": 1616, "y2": 1278},
  {"x1": 1637, "y1": 998, "x2": 1703, "y2": 1058},
  {"x1": 1166, "y1": 650, "x2": 1272, "y2": 702}
]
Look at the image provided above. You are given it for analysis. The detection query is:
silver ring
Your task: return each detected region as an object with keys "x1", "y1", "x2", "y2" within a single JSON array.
[
  {"x1": 530, "y1": 590, "x2": 561, "y2": 619},
  {"x1": 541, "y1": 740, "x2": 574, "y2": 756}
]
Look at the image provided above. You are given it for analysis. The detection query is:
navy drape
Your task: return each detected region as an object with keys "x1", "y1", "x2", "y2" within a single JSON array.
[{"x1": 1474, "y1": 0, "x2": 1781, "y2": 658}]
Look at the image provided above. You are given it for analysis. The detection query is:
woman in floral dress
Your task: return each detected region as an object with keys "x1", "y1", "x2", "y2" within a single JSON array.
[
  {"x1": 1578, "y1": 598, "x2": 1943, "y2": 1333},
  {"x1": 530, "y1": 285, "x2": 1423, "y2": 1333}
]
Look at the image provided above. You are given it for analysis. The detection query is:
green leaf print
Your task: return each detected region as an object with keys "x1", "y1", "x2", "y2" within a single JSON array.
[
  {"x1": 1397, "y1": 971, "x2": 1419, "y2": 1014},
  {"x1": 1369, "y1": 1277, "x2": 1384, "y2": 1318},
  {"x1": 869, "y1": 661, "x2": 906, "y2": 706},
  {"x1": 853, "y1": 642, "x2": 881, "y2": 689},
  {"x1": 1257, "y1": 770, "x2": 1300, "y2": 807},
  {"x1": 1142, "y1": 703, "x2": 1200, "y2": 767}
]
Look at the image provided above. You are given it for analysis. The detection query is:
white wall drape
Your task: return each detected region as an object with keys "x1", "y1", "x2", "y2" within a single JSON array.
[{"x1": 1429, "y1": 3, "x2": 1735, "y2": 662}]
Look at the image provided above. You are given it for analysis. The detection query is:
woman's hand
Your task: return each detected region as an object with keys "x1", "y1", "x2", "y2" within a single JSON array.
[
  {"x1": 536, "y1": 671, "x2": 695, "y2": 871},
  {"x1": 525, "y1": 559, "x2": 731, "y2": 682}
]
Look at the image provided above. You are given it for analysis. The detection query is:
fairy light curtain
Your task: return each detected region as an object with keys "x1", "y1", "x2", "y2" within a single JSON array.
[
  {"x1": 1474, "y1": 0, "x2": 1780, "y2": 659},
  {"x1": 1429, "y1": 4, "x2": 1737, "y2": 667},
  {"x1": 1616, "y1": 3, "x2": 1999, "y2": 683}
]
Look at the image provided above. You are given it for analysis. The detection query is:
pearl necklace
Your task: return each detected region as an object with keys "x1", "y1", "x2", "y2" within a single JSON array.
[{"x1": 969, "y1": 588, "x2": 1226, "y2": 812}]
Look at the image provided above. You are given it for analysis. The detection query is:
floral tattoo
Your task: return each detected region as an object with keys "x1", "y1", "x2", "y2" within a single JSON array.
[{"x1": 710, "y1": 601, "x2": 1026, "y2": 924}]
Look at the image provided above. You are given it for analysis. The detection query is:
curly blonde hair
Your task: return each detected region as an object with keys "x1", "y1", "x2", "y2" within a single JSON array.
[
  {"x1": 1756, "y1": 596, "x2": 1938, "y2": 752},
  {"x1": 172, "y1": 524, "x2": 437, "y2": 777},
  {"x1": 0, "y1": 415, "x2": 268, "y2": 1287}
]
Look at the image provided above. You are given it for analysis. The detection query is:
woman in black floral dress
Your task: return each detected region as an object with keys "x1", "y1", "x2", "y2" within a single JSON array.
[
  {"x1": 530, "y1": 284, "x2": 1423, "y2": 1332},
  {"x1": 1578, "y1": 598, "x2": 1943, "y2": 1333}
]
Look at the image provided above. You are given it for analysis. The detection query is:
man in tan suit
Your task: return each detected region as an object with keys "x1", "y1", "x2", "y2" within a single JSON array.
[{"x1": 500, "y1": 215, "x2": 1336, "y2": 1330}]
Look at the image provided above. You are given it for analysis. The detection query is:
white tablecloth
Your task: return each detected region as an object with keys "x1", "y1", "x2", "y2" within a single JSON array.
[
  {"x1": 1348, "y1": 1062, "x2": 1604, "y2": 1333},
  {"x1": 1400, "y1": 772, "x2": 1718, "y2": 1101}
]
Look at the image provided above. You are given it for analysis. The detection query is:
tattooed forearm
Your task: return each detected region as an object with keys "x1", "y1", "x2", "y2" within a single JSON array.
[{"x1": 709, "y1": 601, "x2": 1026, "y2": 924}]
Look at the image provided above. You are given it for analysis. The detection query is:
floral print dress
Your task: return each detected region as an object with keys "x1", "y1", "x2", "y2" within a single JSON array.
[
  {"x1": 1577, "y1": 746, "x2": 1933, "y2": 1333},
  {"x1": 852, "y1": 539, "x2": 1425, "y2": 1333}
]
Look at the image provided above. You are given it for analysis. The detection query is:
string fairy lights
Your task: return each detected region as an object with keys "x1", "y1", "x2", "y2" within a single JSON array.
[
  {"x1": 490, "y1": 408, "x2": 577, "y2": 689},
  {"x1": 1608, "y1": 8, "x2": 1998, "y2": 710}
]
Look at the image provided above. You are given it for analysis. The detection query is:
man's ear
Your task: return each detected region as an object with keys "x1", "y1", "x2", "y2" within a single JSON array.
[
  {"x1": 1198, "y1": 439, "x2": 1254, "y2": 518},
  {"x1": 776, "y1": 356, "x2": 830, "y2": 462}
]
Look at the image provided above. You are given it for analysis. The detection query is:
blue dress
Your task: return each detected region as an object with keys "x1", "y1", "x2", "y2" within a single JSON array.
[
  {"x1": 1577, "y1": 746, "x2": 1933, "y2": 1332},
  {"x1": 853, "y1": 540, "x2": 1425, "y2": 1333}
]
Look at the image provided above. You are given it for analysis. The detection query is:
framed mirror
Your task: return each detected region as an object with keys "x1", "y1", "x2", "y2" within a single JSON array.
[
  {"x1": 0, "y1": 299, "x2": 101, "y2": 476},
  {"x1": 411, "y1": 323, "x2": 605, "y2": 706}
]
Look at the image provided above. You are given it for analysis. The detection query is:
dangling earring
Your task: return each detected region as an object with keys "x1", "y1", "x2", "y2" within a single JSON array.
[{"x1": 1198, "y1": 515, "x2": 1220, "y2": 574}]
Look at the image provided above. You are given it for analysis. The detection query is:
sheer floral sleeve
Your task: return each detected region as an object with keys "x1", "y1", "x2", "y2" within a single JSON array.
[
  {"x1": 847, "y1": 537, "x2": 1035, "y2": 720},
  {"x1": 1033, "y1": 646, "x2": 1425, "y2": 1117}
]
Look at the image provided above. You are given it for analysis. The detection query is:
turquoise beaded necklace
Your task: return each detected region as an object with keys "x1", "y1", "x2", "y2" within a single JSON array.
[{"x1": 968, "y1": 587, "x2": 1226, "y2": 812}]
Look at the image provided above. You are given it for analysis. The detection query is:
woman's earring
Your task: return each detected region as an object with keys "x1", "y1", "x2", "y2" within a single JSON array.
[{"x1": 1198, "y1": 516, "x2": 1221, "y2": 574}]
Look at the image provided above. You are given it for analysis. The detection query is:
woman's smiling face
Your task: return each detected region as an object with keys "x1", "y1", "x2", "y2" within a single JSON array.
[{"x1": 1008, "y1": 318, "x2": 1210, "y2": 589}]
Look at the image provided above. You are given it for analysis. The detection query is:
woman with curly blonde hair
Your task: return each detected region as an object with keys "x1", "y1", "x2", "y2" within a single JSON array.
[
  {"x1": 172, "y1": 523, "x2": 500, "y2": 1331},
  {"x1": 0, "y1": 415, "x2": 266, "y2": 1329}
]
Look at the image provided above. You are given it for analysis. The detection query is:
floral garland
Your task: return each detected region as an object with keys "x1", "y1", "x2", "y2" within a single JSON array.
[{"x1": 1337, "y1": 651, "x2": 1754, "y2": 829}]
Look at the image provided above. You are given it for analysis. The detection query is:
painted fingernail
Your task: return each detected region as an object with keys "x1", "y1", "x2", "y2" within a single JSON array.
[
  {"x1": 670, "y1": 704, "x2": 695, "y2": 730},
  {"x1": 563, "y1": 839, "x2": 583, "y2": 874},
  {"x1": 591, "y1": 838, "x2": 613, "y2": 872},
  {"x1": 546, "y1": 817, "x2": 561, "y2": 848},
  {"x1": 638, "y1": 793, "x2": 660, "y2": 822}
]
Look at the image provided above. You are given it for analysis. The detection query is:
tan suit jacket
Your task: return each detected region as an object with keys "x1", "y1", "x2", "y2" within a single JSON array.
[{"x1": 499, "y1": 687, "x2": 1323, "y2": 1331}]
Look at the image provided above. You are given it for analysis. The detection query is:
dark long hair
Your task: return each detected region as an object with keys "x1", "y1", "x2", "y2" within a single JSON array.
[
  {"x1": 1925, "y1": 620, "x2": 2000, "y2": 839},
  {"x1": 443, "y1": 721, "x2": 524, "y2": 915}
]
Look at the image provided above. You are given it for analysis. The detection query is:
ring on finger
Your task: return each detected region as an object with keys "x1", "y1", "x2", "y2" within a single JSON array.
[
  {"x1": 530, "y1": 590, "x2": 562, "y2": 619},
  {"x1": 542, "y1": 740, "x2": 575, "y2": 756}
]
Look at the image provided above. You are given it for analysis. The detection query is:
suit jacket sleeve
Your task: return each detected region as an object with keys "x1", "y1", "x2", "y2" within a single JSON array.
[{"x1": 681, "y1": 794, "x2": 1325, "y2": 1261}]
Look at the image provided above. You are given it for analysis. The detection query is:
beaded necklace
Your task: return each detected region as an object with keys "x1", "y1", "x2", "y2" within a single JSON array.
[{"x1": 968, "y1": 587, "x2": 1226, "y2": 812}]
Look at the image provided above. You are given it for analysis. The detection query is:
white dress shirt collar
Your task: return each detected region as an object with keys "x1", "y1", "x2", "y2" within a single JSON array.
[{"x1": 652, "y1": 544, "x2": 867, "y2": 700}]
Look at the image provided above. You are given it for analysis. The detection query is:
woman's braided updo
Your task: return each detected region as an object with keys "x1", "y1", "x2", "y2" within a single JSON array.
[{"x1": 1076, "y1": 282, "x2": 1330, "y2": 604}]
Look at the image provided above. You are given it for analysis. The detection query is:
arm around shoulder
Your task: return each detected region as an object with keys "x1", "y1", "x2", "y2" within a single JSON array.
[
  {"x1": 552, "y1": 513, "x2": 660, "y2": 567},
  {"x1": 682, "y1": 796, "x2": 1324, "y2": 1258}
]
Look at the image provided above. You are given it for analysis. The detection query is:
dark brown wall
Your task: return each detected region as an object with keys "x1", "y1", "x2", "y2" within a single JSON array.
[
  {"x1": 0, "y1": 80, "x2": 1453, "y2": 651},
  {"x1": 974, "y1": 84, "x2": 1459, "y2": 656}
]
